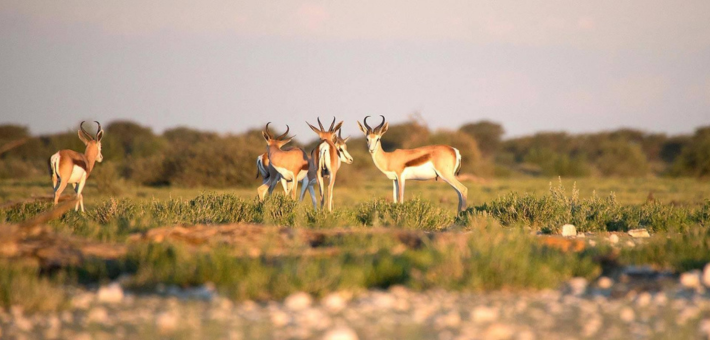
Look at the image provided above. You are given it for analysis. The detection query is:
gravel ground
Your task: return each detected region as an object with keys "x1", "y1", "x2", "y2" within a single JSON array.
[{"x1": 2, "y1": 273, "x2": 710, "y2": 340}]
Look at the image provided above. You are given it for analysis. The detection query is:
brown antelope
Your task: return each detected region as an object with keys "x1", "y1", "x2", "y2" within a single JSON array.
[
  {"x1": 48, "y1": 121, "x2": 104, "y2": 212},
  {"x1": 299, "y1": 118, "x2": 353, "y2": 211},
  {"x1": 258, "y1": 123, "x2": 308, "y2": 200},
  {"x1": 357, "y1": 116, "x2": 468, "y2": 212},
  {"x1": 256, "y1": 152, "x2": 288, "y2": 198}
]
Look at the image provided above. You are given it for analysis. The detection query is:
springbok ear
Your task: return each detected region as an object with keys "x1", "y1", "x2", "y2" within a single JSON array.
[
  {"x1": 78, "y1": 130, "x2": 91, "y2": 145},
  {"x1": 380, "y1": 122, "x2": 389, "y2": 134},
  {"x1": 262, "y1": 130, "x2": 270, "y2": 142},
  {"x1": 333, "y1": 121, "x2": 344, "y2": 133},
  {"x1": 306, "y1": 122, "x2": 321, "y2": 134},
  {"x1": 280, "y1": 137, "x2": 294, "y2": 146},
  {"x1": 343, "y1": 136, "x2": 350, "y2": 143},
  {"x1": 356, "y1": 121, "x2": 367, "y2": 134},
  {"x1": 96, "y1": 130, "x2": 104, "y2": 142}
]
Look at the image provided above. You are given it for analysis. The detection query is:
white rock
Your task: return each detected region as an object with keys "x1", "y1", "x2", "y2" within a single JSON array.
[
  {"x1": 322, "y1": 293, "x2": 347, "y2": 313},
  {"x1": 619, "y1": 307, "x2": 635, "y2": 322},
  {"x1": 699, "y1": 318, "x2": 710, "y2": 337},
  {"x1": 435, "y1": 311, "x2": 461, "y2": 328},
  {"x1": 371, "y1": 292, "x2": 396, "y2": 309},
  {"x1": 635, "y1": 292, "x2": 652, "y2": 307},
  {"x1": 270, "y1": 310, "x2": 290, "y2": 327},
  {"x1": 322, "y1": 326, "x2": 358, "y2": 340},
  {"x1": 628, "y1": 228, "x2": 650, "y2": 238},
  {"x1": 609, "y1": 234, "x2": 619, "y2": 244},
  {"x1": 561, "y1": 224, "x2": 577, "y2": 237},
  {"x1": 14, "y1": 316, "x2": 33, "y2": 331},
  {"x1": 484, "y1": 323, "x2": 514, "y2": 340},
  {"x1": 155, "y1": 312, "x2": 178, "y2": 334},
  {"x1": 680, "y1": 270, "x2": 702, "y2": 289},
  {"x1": 97, "y1": 283, "x2": 123, "y2": 304},
  {"x1": 597, "y1": 276, "x2": 614, "y2": 289},
  {"x1": 471, "y1": 306, "x2": 498, "y2": 323},
  {"x1": 702, "y1": 263, "x2": 710, "y2": 287},
  {"x1": 285, "y1": 292, "x2": 313, "y2": 311},
  {"x1": 86, "y1": 307, "x2": 108, "y2": 324},
  {"x1": 567, "y1": 277, "x2": 588, "y2": 295},
  {"x1": 71, "y1": 292, "x2": 94, "y2": 309}
]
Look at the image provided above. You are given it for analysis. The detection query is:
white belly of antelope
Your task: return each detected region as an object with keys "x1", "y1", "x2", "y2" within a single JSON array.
[
  {"x1": 273, "y1": 166, "x2": 294, "y2": 181},
  {"x1": 402, "y1": 162, "x2": 437, "y2": 181},
  {"x1": 296, "y1": 169, "x2": 308, "y2": 182},
  {"x1": 68, "y1": 165, "x2": 86, "y2": 183}
]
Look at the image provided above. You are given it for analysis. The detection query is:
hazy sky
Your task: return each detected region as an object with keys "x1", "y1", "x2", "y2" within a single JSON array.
[{"x1": 1, "y1": 1, "x2": 709, "y2": 141}]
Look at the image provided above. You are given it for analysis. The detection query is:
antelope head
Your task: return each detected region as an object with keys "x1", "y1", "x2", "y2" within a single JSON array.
[
  {"x1": 334, "y1": 129, "x2": 353, "y2": 164},
  {"x1": 306, "y1": 116, "x2": 343, "y2": 142},
  {"x1": 262, "y1": 122, "x2": 294, "y2": 149},
  {"x1": 77, "y1": 121, "x2": 104, "y2": 163},
  {"x1": 356, "y1": 115, "x2": 388, "y2": 154}
]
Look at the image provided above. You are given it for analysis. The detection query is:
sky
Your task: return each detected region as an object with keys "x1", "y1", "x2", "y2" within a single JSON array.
[{"x1": 1, "y1": 1, "x2": 709, "y2": 141}]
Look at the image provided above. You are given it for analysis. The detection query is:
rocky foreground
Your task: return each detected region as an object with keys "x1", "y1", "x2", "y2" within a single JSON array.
[{"x1": 3, "y1": 268, "x2": 710, "y2": 340}]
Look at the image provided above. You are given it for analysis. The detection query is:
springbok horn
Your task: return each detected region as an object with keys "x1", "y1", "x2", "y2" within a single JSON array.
[
  {"x1": 329, "y1": 116, "x2": 336, "y2": 132},
  {"x1": 94, "y1": 121, "x2": 102, "y2": 139},
  {"x1": 375, "y1": 115, "x2": 386, "y2": 132},
  {"x1": 265, "y1": 122, "x2": 273, "y2": 139},
  {"x1": 317, "y1": 117, "x2": 324, "y2": 131},
  {"x1": 363, "y1": 116, "x2": 372, "y2": 131},
  {"x1": 277, "y1": 125, "x2": 290, "y2": 140},
  {"x1": 80, "y1": 121, "x2": 94, "y2": 141}
]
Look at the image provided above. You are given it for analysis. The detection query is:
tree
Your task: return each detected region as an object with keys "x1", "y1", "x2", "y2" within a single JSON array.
[
  {"x1": 459, "y1": 121, "x2": 504, "y2": 158},
  {"x1": 671, "y1": 126, "x2": 710, "y2": 178}
]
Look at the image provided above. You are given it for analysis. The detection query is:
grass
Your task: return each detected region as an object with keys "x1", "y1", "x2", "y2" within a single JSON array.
[{"x1": 0, "y1": 176, "x2": 709, "y2": 312}]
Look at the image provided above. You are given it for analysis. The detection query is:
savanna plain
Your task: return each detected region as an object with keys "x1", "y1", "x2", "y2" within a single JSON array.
[{"x1": 1, "y1": 176, "x2": 710, "y2": 339}]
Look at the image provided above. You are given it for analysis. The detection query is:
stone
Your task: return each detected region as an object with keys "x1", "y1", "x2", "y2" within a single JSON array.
[
  {"x1": 322, "y1": 293, "x2": 347, "y2": 313},
  {"x1": 483, "y1": 323, "x2": 514, "y2": 340},
  {"x1": 372, "y1": 292, "x2": 395, "y2": 309},
  {"x1": 567, "y1": 277, "x2": 588, "y2": 295},
  {"x1": 609, "y1": 234, "x2": 619, "y2": 244},
  {"x1": 471, "y1": 306, "x2": 498, "y2": 323},
  {"x1": 86, "y1": 307, "x2": 108, "y2": 324},
  {"x1": 155, "y1": 312, "x2": 178, "y2": 334},
  {"x1": 97, "y1": 283, "x2": 123, "y2": 304},
  {"x1": 635, "y1": 292, "x2": 652, "y2": 307},
  {"x1": 628, "y1": 229, "x2": 650, "y2": 238},
  {"x1": 270, "y1": 310, "x2": 290, "y2": 327},
  {"x1": 285, "y1": 292, "x2": 313, "y2": 311},
  {"x1": 619, "y1": 307, "x2": 635, "y2": 322},
  {"x1": 435, "y1": 311, "x2": 461, "y2": 328},
  {"x1": 597, "y1": 276, "x2": 613, "y2": 289},
  {"x1": 71, "y1": 292, "x2": 94, "y2": 309},
  {"x1": 322, "y1": 326, "x2": 358, "y2": 340},
  {"x1": 702, "y1": 263, "x2": 710, "y2": 287},
  {"x1": 561, "y1": 224, "x2": 577, "y2": 237},
  {"x1": 680, "y1": 270, "x2": 702, "y2": 289}
]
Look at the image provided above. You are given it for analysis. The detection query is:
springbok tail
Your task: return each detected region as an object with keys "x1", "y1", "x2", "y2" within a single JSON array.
[
  {"x1": 255, "y1": 158, "x2": 262, "y2": 179},
  {"x1": 49, "y1": 153, "x2": 61, "y2": 179},
  {"x1": 453, "y1": 148, "x2": 462, "y2": 176},
  {"x1": 318, "y1": 143, "x2": 330, "y2": 175}
]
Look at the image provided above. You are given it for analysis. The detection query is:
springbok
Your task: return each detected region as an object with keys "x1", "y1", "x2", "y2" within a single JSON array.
[
  {"x1": 48, "y1": 121, "x2": 104, "y2": 212},
  {"x1": 299, "y1": 118, "x2": 353, "y2": 211},
  {"x1": 258, "y1": 123, "x2": 309, "y2": 200},
  {"x1": 256, "y1": 152, "x2": 288, "y2": 198},
  {"x1": 357, "y1": 116, "x2": 468, "y2": 212}
]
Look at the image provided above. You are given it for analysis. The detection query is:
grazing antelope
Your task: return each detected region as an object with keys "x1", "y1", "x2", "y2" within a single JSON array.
[
  {"x1": 258, "y1": 123, "x2": 309, "y2": 200},
  {"x1": 299, "y1": 118, "x2": 353, "y2": 211},
  {"x1": 48, "y1": 121, "x2": 104, "y2": 212},
  {"x1": 255, "y1": 152, "x2": 288, "y2": 198},
  {"x1": 357, "y1": 116, "x2": 468, "y2": 212}
]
